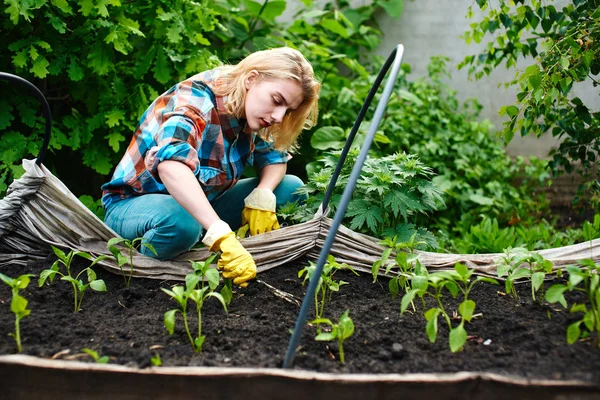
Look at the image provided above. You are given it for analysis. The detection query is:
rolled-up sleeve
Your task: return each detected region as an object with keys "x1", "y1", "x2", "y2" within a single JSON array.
[{"x1": 252, "y1": 136, "x2": 290, "y2": 170}]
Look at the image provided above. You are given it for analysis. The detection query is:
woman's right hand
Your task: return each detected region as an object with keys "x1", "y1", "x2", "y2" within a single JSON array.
[{"x1": 203, "y1": 220, "x2": 256, "y2": 287}]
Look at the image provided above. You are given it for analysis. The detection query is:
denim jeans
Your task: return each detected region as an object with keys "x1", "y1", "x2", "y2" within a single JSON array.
[{"x1": 104, "y1": 175, "x2": 305, "y2": 260}]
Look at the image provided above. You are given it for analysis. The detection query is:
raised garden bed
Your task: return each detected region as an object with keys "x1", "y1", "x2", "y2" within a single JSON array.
[{"x1": 1, "y1": 255, "x2": 599, "y2": 399}]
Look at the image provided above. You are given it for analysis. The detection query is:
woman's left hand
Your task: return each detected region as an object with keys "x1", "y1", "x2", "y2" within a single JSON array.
[{"x1": 242, "y1": 188, "x2": 280, "y2": 235}]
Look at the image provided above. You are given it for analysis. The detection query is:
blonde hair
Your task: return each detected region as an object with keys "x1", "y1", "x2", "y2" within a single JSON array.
[{"x1": 210, "y1": 47, "x2": 320, "y2": 151}]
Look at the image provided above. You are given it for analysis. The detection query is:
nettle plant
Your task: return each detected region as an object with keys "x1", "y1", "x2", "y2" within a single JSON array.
[
  {"x1": 0, "y1": 272, "x2": 35, "y2": 352},
  {"x1": 107, "y1": 237, "x2": 157, "y2": 288},
  {"x1": 299, "y1": 255, "x2": 358, "y2": 332},
  {"x1": 545, "y1": 260, "x2": 600, "y2": 347},
  {"x1": 38, "y1": 246, "x2": 108, "y2": 313},
  {"x1": 162, "y1": 254, "x2": 227, "y2": 352},
  {"x1": 495, "y1": 247, "x2": 553, "y2": 302},
  {"x1": 283, "y1": 151, "x2": 442, "y2": 246},
  {"x1": 312, "y1": 309, "x2": 355, "y2": 364},
  {"x1": 401, "y1": 263, "x2": 498, "y2": 353}
]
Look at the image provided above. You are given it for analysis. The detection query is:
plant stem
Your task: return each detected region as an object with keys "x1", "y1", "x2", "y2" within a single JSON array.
[
  {"x1": 197, "y1": 302, "x2": 203, "y2": 351},
  {"x1": 435, "y1": 292, "x2": 452, "y2": 329},
  {"x1": 182, "y1": 313, "x2": 195, "y2": 351},
  {"x1": 338, "y1": 339, "x2": 345, "y2": 364},
  {"x1": 71, "y1": 283, "x2": 79, "y2": 313},
  {"x1": 127, "y1": 249, "x2": 134, "y2": 288},
  {"x1": 14, "y1": 317, "x2": 22, "y2": 353}
]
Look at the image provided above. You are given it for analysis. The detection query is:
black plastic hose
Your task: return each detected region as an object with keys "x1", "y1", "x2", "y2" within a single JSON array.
[
  {"x1": 0, "y1": 72, "x2": 52, "y2": 166},
  {"x1": 282, "y1": 44, "x2": 405, "y2": 368}
]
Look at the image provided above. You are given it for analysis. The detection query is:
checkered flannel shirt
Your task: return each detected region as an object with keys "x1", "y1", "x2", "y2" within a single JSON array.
[{"x1": 101, "y1": 68, "x2": 289, "y2": 209}]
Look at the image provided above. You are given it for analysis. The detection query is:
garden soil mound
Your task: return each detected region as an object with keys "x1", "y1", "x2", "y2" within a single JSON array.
[{"x1": 0, "y1": 256, "x2": 599, "y2": 384}]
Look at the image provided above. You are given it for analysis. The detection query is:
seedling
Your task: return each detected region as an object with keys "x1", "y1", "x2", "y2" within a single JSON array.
[
  {"x1": 299, "y1": 255, "x2": 358, "y2": 331},
  {"x1": 81, "y1": 348, "x2": 109, "y2": 364},
  {"x1": 312, "y1": 309, "x2": 355, "y2": 364},
  {"x1": 372, "y1": 234, "x2": 425, "y2": 311},
  {"x1": 38, "y1": 246, "x2": 108, "y2": 313},
  {"x1": 107, "y1": 237, "x2": 157, "y2": 288},
  {"x1": 545, "y1": 260, "x2": 600, "y2": 347},
  {"x1": 162, "y1": 254, "x2": 227, "y2": 352},
  {"x1": 495, "y1": 247, "x2": 553, "y2": 302},
  {"x1": 151, "y1": 352, "x2": 162, "y2": 366},
  {"x1": 401, "y1": 263, "x2": 498, "y2": 352},
  {"x1": 0, "y1": 273, "x2": 35, "y2": 352}
]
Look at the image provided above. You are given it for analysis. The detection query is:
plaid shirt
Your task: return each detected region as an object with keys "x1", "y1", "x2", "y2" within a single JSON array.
[{"x1": 101, "y1": 68, "x2": 289, "y2": 209}]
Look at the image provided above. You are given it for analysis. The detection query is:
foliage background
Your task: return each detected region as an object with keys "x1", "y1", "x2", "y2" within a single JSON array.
[{"x1": 1, "y1": 0, "x2": 596, "y2": 251}]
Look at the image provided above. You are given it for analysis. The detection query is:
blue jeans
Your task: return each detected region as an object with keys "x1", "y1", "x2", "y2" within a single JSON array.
[{"x1": 104, "y1": 175, "x2": 305, "y2": 260}]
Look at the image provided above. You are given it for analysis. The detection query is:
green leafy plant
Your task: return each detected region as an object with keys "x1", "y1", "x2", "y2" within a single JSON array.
[
  {"x1": 495, "y1": 247, "x2": 553, "y2": 302},
  {"x1": 0, "y1": 272, "x2": 35, "y2": 352},
  {"x1": 545, "y1": 260, "x2": 600, "y2": 347},
  {"x1": 401, "y1": 263, "x2": 498, "y2": 353},
  {"x1": 162, "y1": 254, "x2": 227, "y2": 352},
  {"x1": 372, "y1": 234, "x2": 426, "y2": 310},
  {"x1": 38, "y1": 246, "x2": 108, "y2": 313},
  {"x1": 460, "y1": 0, "x2": 600, "y2": 207},
  {"x1": 291, "y1": 151, "x2": 443, "y2": 243},
  {"x1": 312, "y1": 309, "x2": 355, "y2": 364},
  {"x1": 107, "y1": 237, "x2": 157, "y2": 288},
  {"x1": 81, "y1": 348, "x2": 109, "y2": 364},
  {"x1": 299, "y1": 255, "x2": 358, "y2": 331}
]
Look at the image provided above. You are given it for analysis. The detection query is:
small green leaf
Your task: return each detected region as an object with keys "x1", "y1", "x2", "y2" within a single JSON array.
[
  {"x1": 424, "y1": 308, "x2": 440, "y2": 343},
  {"x1": 449, "y1": 323, "x2": 467, "y2": 353},
  {"x1": 205, "y1": 268, "x2": 220, "y2": 291},
  {"x1": 531, "y1": 271, "x2": 545, "y2": 293},
  {"x1": 506, "y1": 105, "x2": 519, "y2": 117},
  {"x1": 458, "y1": 300, "x2": 476, "y2": 322},
  {"x1": 164, "y1": 309, "x2": 177, "y2": 334},
  {"x1": 89, "y1": 279, "x2": 107, "y2": 292},
  {"x1": 315, "y1": 332, "x2": 336, "y2": 341},
  {"x1": 10, "y1": 294, "x2": 28, "y2": 314},
  {"x1": 566, "y1": 321, "x2": 581, "y2": 344}
]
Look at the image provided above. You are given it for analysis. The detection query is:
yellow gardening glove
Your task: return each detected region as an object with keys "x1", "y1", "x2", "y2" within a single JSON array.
[
  {"x1": 242, "y1": 188, "x2": 280, "y2": 236},
  {"x1": 202, "y1": 220, "x2": 256, "y2": 288}
]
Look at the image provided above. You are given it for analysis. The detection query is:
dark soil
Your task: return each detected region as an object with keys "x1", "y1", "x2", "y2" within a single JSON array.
[{"x1": 1, "y1": 256, "x2": 599, "y2": 384}]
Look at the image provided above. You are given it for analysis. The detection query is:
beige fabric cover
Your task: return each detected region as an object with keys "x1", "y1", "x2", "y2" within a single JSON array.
[{"x1": 0, "y1": 159, "x2": 598, "y2": 280}]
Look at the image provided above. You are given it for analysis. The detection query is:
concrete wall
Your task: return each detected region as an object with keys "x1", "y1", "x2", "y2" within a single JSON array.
[{"x1": 282, "y1": 0, "x2": 600, "y2": 159}]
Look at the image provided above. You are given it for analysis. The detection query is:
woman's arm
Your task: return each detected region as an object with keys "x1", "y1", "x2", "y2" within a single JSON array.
[
  {"x1": 157, "y1": 160, "x2": 220, "y2": 230},
  {"x1": 257, "y1": 163, "x2": 287, "y2": 190}
]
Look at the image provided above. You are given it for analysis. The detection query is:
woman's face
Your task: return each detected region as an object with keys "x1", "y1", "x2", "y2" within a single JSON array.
[{"x1": 244, "y1": 71, "x2": 304, "y2": 132}]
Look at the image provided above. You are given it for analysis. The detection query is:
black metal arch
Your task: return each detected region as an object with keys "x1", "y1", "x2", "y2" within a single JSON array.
[{"x1": 0, "y1": 72, "x2": 52, "y2": 166}]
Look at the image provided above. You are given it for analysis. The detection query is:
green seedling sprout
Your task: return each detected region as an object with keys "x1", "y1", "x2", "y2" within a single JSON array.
[
  {"x1": 0, "y1": 273, "x2": 35, "y2": 352},
  {"x1": 81, "y1": 348, "x2": 109, "y2": 364},
  {"x1": 107, "y1": 237, "x2": 157, "y2": 288},
  {"x1": 312, "y1": 310, "x2": 355, "y2": 364},
  {"x1": 372, "y1": 234, "x2": 425, "y2": 312},
  {"x1": 151, "y1": 352, "x2": 162, "y2": 366},
  {"x1": 401, "y1": 262, "x2": 498, "y2": 353},
  {"x1": 495, "y1": 247, "x2": 552, "y2": 302},
  {"x1": 299, "y1": 255, "x2": 358, "y2": 332},
  {"x1": 38, "y1": 246, "x2": 108, "y2": 313},
  {"x1": 545, "y1": 260, "x2": 600, "y2": 347},
  {"x1": 162, "y1": 254, "x2": 227, "y2": 352}
]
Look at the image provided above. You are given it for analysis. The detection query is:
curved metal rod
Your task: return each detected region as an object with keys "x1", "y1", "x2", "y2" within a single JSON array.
[
  {"x1": 320, "y1": 45, "x2": 404, "y2": 213},
  {"x1": 0, "y1": 72, "x2": 52, "y2": 165},
  {"x1": 283, "y1": 44, "x2": 405, "y2": 368}
]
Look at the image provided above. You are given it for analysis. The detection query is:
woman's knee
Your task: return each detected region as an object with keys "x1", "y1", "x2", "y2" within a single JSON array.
[
  {"x1": 141, "y1": 202, "x2": 203, "y2": 260},
  {"x1": 274, "y1": 175, "x2": 306, "y2": 205}
]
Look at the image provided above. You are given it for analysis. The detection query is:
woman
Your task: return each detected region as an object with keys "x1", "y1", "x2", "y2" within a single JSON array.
[{"x1": 101, "y1": 47, "x2": 320, "y2": 287}]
